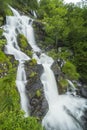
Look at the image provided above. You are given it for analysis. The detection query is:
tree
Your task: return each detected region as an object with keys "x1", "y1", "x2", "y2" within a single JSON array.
[{"x1": 38, "y1": 0, "x2": 70, "y2": 48}]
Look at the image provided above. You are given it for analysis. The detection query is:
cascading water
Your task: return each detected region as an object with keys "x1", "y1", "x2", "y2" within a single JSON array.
[
  {"x1": 40, "y1": 55, "x2": 87, "y2": 130},
  {"x1": 3, "y1": 6, "x2": 87, "y2": 129},
  {"x1": 3, "y1": 8, "x2": 30, "y2": 117},
  {"x1": 16, "y1": 61, "x2": 30, "y2": 117},
  {"x1": 66, "y1": 79, "x2": 77, "y2": 96}
]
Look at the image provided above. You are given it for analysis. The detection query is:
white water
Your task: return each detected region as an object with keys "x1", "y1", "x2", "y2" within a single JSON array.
[
  {"x1": 3, "y1": 8, "x2": 30, "y2": 117},
  {"x1": 3, "y1": 7, "x2": 87, "y2": 129},
  {"x1": 66, "y1": 79, "x2": 77, "y2": 95}
]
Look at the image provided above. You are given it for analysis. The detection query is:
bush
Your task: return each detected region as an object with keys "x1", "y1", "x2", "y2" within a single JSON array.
[{"x1": 62, "y1": 61, "x2": 80, "y2": 80}]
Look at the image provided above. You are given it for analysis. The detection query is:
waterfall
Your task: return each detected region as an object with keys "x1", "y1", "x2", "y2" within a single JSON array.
[
  {"x1": 3, "y1": 8, "x2": 30, "y2": 117},
  {"x1": 40, "y1": 53, "x2": 59, "y2": 105},
  {"x1": 3, "y1": 6, "x2": 87, "y2": 129},
  {"x1": 66, "y1": 79, "x2": 77, "y2": 96}
]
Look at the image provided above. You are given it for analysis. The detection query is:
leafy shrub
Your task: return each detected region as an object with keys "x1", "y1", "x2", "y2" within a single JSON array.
[{"x1": 62, "y1": 61, "x2": 80, "y2": 80}]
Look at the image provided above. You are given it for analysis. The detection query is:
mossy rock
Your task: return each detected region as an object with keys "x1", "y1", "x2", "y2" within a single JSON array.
[
  {"x1": 17, "y1": 34, "x2": 28, "y2": 49},
  {"x1": 17, "y1": 34, "x2": 32, "y2": 56},
  {"x1": 30, "y1": 72, "x2": 37, "y2": 78},
  {"x1": 36, "y1": 89, "x2": 41, "y2": 98},
  {"x1": 58, "y1": 78, "x2": 68, "y2": 94},
  {"x1": 30, "y1": 58, "x2": 37, "y2": 66}
]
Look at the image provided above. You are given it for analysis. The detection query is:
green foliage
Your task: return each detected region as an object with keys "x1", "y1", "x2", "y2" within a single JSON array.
[
  {"x1": 38, "y1": 0, "x2": 68, "y2": 46},
  {"x1": 0, "y1": 0, "x2": 13, "y2": 16},
  {"x1": 0, "y1": 51, "x2": 7, "y2": 62},
  {"x1": 0, "y1": 39, "x2": 19, "y2": 112},
  {"x1": 0, "y1": 68, "x2": 20, "y2": 112},
  {"x1": 58, "y1": 49, "x2": 72, "y2": 61},
  {"x1": 37, "y1": 1, "x2": 87, "y2": 83},
  {"x1": 62, "y1": 61, "x2": 80, "y2": 80},
  {"x1": 10, "y1": 0, "x2": 38, "y2": 14},
  {"x1": 0, "y1": 39, "x2": 6, "y2": 50},
  {"x1": 73, "y1": 42, "x2": 87, "y2": 83},
  {"x1": 48, "y1": 48, "x2": 71, "y2": 60},
  {"x1": 47, "y1": 49, "x2": 58, "y2": 60},
  {"x1": 0, "y1": 29, "x2": 3, "y2": 36},
  {"x1": 0, "y1": 110, "x2": 43, "y2": 130}
]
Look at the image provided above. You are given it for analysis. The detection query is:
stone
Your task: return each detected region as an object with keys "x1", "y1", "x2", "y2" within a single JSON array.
[{"x1": 25, "y1": 60, "x2": 48, "y2": 119}]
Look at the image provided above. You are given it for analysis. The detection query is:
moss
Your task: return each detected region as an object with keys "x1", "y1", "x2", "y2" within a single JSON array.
[
  {"x1": 17, "y1": 34, "x2": 28, "y2": 49},
  {"x1": 0, "y1": 17, "x2": 4, "y2": 26},
  {"x1": 59, "y1": 79, "x2": 68, "y2": 89},
  {"x1": 36, "y1": 90, "x2": 41, "y2": 98},
  {"x1": 17, "y1": 34, "x2": 33, "y2": 56},
  {"x1": 25, "y1": 50, "x2": 33, "y2": 57},
  {"x1": 30, "y1": 58, "x2": 37, "y2": 66},
  {"x1": 58, "y1": 77, "x2": 68, "y2": 94},
  {"x1": 0, "y1": 29, "x2": 3, "y2": 37},
  {"x1": 5, "y1": 8, "x2": 13, "y2": 16},
  {"x1": 30, "y1": 72, "x2": 37, "y2": 78}
]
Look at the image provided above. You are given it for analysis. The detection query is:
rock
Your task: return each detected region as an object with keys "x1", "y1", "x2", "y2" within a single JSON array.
[
  {"x1": 33, "y1": 21, "x2": 46, "y2": 50},
  {"x1": 51, "y1": 60, "x2": 60, "y2": 77},
  {"x1": 25, "y1": 60, "x2": 48, "y2": 119},
  {"x1": 80, "y1": 86, "x2": 87, "y2": 98}
]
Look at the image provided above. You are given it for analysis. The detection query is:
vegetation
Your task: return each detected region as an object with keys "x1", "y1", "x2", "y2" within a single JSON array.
[
  {"x1": 30, "y1": 58, "x2": 37, "y2": 66},
  {"x1": 0, "y1": 111, "x2": 43, "y2": 130},
  {"x1": 17, "y1": 34, "x2": 33, "y2": 57},
  {"x1": 36, "y1": 89, "x2": 41, "y2": 98},
  {"x1": 0, "y1": 0, "x2": 87, "y2": 129},
  {"x1": 37, "y1": 0, "x2": 87, "y2": 84},
  {"x1": 62, "y1": 61, "x2": 80, "y2": 80}
]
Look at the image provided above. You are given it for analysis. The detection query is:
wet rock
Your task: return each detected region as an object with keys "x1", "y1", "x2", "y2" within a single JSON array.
[
  {"x1": 80, "y1": 86, "x2": 87, "y2": 98},
  {"x1": 51, "y1": 60, "x2": 60, "y2": 77},
  {"x1": 33, "y1": 21, "x2": 46, "y2": 49},
  {"x1": 25, "y1": 60, "x2": 48, "y2": 119},
  {"x1": 51, "y1": 60, "x2": 67, "y2": 94}
]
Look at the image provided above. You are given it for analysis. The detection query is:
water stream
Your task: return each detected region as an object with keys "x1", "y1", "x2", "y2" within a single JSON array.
[
  {"x1": 3, "y1": 9, "x2": 30, "y2": 117},
  {"x1": 3, "y1": 6, "x2": 87, "y2": 130}
]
